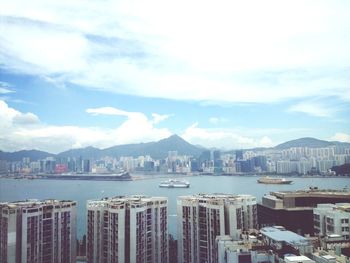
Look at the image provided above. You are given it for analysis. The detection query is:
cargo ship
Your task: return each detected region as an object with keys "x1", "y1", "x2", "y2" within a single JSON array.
[
  {"x1": 37, "y1": 171, "x2": 132, "y2": 181},
  {"x1": 159, "y1": 179, "x2": 190, "y2": 188},
  {"x1": 257, "y1": 176, "x2": 293, "y2": 184}
]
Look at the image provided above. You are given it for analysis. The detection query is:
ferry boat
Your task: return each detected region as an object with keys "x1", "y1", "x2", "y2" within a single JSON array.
[
  {"x1": 159, "y1": 179, "x2": 190, "y2": 188},
  {"x1": 257, "y1": 176, "x2": 293, "y2": 184}
]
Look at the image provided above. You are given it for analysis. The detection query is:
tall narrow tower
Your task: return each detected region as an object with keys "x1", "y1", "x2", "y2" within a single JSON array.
[
  {"x1": 87, "y1": 195, "x2": 168, "y2": 263},
  {"x1": 177, "y1": 194, "x2": 257, "y2": 263},
  {"x1": 0, "y1": 199, "x2": 77, "y2": 263}
]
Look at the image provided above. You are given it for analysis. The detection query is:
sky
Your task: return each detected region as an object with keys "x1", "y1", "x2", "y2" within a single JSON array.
[{"x1": 0, "y1": 0, "x2": 350, "y2": 154}]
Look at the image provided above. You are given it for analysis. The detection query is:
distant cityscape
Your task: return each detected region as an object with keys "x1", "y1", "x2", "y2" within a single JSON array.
[{"x1": 1, "y1": 136, "x2": 350, "y2": 177}]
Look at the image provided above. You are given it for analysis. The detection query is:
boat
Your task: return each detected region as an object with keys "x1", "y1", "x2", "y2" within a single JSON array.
[
  {"x1": 159, "y1": 179, "x2": 190, "y2": 188},
  {"x1": 257, "y1": 176, "x2": 293, "y2": 184}
]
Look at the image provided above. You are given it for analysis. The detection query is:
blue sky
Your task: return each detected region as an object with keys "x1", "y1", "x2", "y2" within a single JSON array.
[{"x1": 0, "y1": 0, "x2": 350, "y2": 153}]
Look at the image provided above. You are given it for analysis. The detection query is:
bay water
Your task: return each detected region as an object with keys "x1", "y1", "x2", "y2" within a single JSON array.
[{"x1": 1, "y1": 175, "x2": 349, "y2": 239}]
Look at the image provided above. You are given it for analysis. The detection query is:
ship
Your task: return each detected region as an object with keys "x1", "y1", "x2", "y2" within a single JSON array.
[
  {"x1": 257, "y1": 176, "x2": 293, "y2": 184},
  {"x1": 159, "y1": 179, "x2": 190, "y2": 188},
  {"x1": 37, "y1": 171, "x2": 132, "y2": 181}
]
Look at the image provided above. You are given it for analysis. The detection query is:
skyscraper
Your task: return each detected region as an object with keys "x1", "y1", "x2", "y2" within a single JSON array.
[
  {"x1": 0, "y1": 199, "x2": 77, "y2": 263},
  {"x1": 177, "y1": 194, "x2": 257, "y2": 263},
  {"x1": 87, "y1": 195, "x2": 168, "y2": 263}
]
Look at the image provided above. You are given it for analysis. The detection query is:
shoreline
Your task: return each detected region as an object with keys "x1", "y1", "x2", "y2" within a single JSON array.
[{"x1": 1, "y1": 173, "x2": 349, "y2": 181}]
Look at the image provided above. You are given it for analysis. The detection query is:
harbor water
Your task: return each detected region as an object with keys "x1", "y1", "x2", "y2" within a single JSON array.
[{"x1": 0, "y1": 175, "x2": 349, "y2": 239}]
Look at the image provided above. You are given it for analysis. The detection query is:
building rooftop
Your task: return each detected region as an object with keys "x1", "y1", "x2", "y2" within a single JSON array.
[
  {"x1": 0, "y1": 199, "x2": 76, "y2": 209},
  {"x1": 261, "y1": 226, "x2": 309, "y2": 246},
  {"x1": 178, "y1": 193, "x2": 256, "y2": 201},
  {"x1": 285, "y1": 255, "x2": 313, "y2": 262},
  {"x1": 272, "y1": 188, "x2": 350, "y2": 198},
  {"x1": 87, "y1": 195, "x2": 167, "y2": 207}
]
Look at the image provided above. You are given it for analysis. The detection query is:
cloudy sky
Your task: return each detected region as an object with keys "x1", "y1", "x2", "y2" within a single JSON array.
[{"x1": 1, "y1": 0, "x2": 350, "y2": 153}]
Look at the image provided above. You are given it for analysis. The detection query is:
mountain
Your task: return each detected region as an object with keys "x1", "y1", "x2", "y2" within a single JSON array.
[
  {"x1": 274, "y1": 137, "x2": 350, "y2": 150},
  {"x1": 0, "y1": 150, "x2": 55, "y2": 162},
  {"x1": 101, "y1": 134, "x2": 203, "y2": 159},
  {"x1": 58, "y1": 146, "x2": 102, "y2": 159}
]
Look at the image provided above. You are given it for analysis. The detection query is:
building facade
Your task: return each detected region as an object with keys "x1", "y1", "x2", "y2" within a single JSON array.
[
  {"x1": 177, "y1": 194, "x2": 257, "y2": 263},
  {"x1": 314, "y1": 203, "x2": 350, "y2": 240},
  {"x1": 0, "y1": 199, "x2": 77, "y2": 263},
  {"x1": 87, "y1": 195, "x2": 168, "y2": 263},
  {"x1": 258, "y1": 188, "x2": 350, "y2": 235},
  {"x1": 216, "y1": 235, "x2": 275, "y2": 263}
]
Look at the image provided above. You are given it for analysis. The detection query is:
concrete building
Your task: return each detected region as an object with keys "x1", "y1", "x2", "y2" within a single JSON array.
[
  {"x1": 216, "y1": 235, "x2": 275, "y2": 263},
  {"x1": 314, "y1": 203, "x2": 350, "y2": 240},
  {"x1": 87, "y1": 195, "x2": 168, "y2": 263},
  {"x1": 284, "y1": 256, "x2": 315, "y2": 263},
  {"x1": 177, "y1": 193, "x2": 257, "y2": 263},
  {"x1": 0, "y1": 199, "x2": 77, "y2": 263},
  {"x1": 260, "y1": 226, "x2": 314, "y2": 256},
  {"x1": 258, "y1": 188, "x2": 350, "y2": 235}
]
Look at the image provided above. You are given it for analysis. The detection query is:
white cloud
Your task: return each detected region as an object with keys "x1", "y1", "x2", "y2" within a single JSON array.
[
  {"x1": 209, "y1": 117, "x2": 228, "y2": 125},
  {"x1": 1, "y1": 0, "x2": 350, "y2": 104},
  {"x1": 288, "y1": 99, "x2": 343, "y2": 118},
  {"x1": 288, "y1": 102, "x2": 332, "y2": 118},
  {"x1": 86, "y1": 107, "x2": 140, "y2": 118},
  {"x1": 0, "y1": 81, "x2": 15, "y2": 94},
  {"x1": 0, "y1": 101, "x2": 172, "y2": 153},
  {"x1": 151, "y1": 113, "x2": 171, "y2": 124},
  {"x1": 330, "y1": 133, "x2": 350, "y2": 143},
  {"x1": 181, "y1": 123, "x2": 274, "y2": 149}
]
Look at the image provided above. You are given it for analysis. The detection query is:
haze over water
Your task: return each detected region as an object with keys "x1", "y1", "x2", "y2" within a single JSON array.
[{"x1": 1, "y1": 176, "x2": 349, "y2": 239}]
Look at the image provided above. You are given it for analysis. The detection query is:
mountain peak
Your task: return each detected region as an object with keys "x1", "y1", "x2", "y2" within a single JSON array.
[{"x1": 166, "y1": 134, "x2": 184, "y2": 141}]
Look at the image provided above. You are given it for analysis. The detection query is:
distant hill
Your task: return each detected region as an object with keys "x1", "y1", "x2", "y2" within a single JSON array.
[
  {"x1": 274, "y1": 137, "x2": 350, "y2": 150},
  {"x1": 1, "y1": 136, "x2": 349, "y2": 161},
  {"x1": 58, "y1": 146, "x2": 102, "y2": 159},
  {"x1": 56, "y1": 134, "x2": 203, "y2": 159},
  {"x1": 101, "y1": 134, "x2": 203, "y2": 159},
  {"x1": 0, "y1": 150, "x2": 55, "y2": 162}
]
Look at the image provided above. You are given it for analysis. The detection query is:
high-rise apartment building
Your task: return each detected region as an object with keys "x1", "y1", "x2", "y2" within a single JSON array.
[
  {"x1": 0, "y1": 199, "x2": 77, "y2": 263},
  {"x1": 87, "y1": 195, "x2": 168, "y2": 263},
  {"x1": 177, "y1": 193, "x2": 257, "y2": 263}
]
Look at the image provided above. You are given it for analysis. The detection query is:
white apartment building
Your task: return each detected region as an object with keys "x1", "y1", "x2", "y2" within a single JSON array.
[
  {"x1": 87, "y1": 195, "x2": 168, "y2": 263},
  {"x1": 177, "y1": 194, "x2": 257, "y2": 263},
  {"x1": 0, "y1": 199, "x2": 77, "y2": 263},
  {"x1": 313, "y1": 203, "x2": 350, "y2": 240}
]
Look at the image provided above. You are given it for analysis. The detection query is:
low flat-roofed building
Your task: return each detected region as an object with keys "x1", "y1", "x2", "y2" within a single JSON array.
[
  {"x1": 258, "y1": 188, "x2": 350, "y2": 235},
  {"x1": 260, "y1": 226, "x2": 314, "y2": 255},
  {"x1": 285, "y1": 255, "x2": 315, "y2": 263}
]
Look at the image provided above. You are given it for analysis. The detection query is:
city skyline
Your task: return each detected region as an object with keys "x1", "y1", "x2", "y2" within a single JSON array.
[{"x1": 1, "y1": 0, "x2": 350, "y2": 153}]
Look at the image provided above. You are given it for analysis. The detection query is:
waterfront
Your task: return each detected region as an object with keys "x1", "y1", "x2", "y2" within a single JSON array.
[{"x1": 0, "y1": 175, "x2": 349, "y2": 238}]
